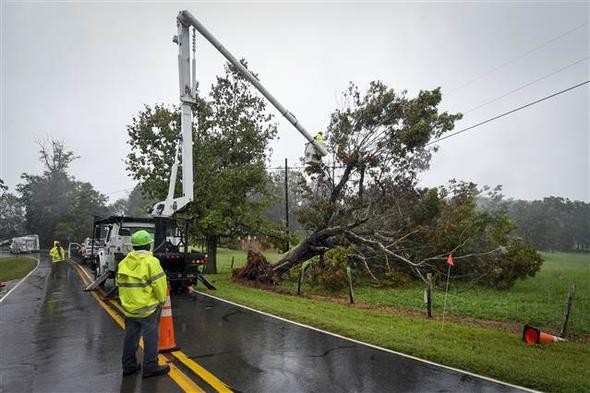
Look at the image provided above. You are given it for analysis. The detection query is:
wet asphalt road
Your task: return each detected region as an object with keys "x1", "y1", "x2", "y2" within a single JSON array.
[
  {"x1": 0, "y1": 254, "x2": 533, "y2": 393},
  {"x1": 173, "y1": 293, "x2": 529, "y2": 393},
  {"x1": 0, "y1": 254, "x2": 180, "y2": 393}
]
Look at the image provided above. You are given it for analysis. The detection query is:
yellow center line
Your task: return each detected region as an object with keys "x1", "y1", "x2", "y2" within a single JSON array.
[
  {"x1": 70, "y1": 261, "x2": 205, "y2": 393},
  {"x1": 108, "y1": 298, "x2": 126, "y2": 314},
  {"x1": 172, "y1": 351, "x2": 233, "y2": 393}
]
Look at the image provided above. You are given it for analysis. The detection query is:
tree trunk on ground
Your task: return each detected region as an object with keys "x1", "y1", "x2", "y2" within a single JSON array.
[
  {"x1": 272, "y1": 226, "x2": 343, "y2": 276},
  {"x1": 272, "y1": 241, "x2": 319, "y2": 276},
  {"x1": 205, "y1": 234, "x2": 218, "y2": 274}
]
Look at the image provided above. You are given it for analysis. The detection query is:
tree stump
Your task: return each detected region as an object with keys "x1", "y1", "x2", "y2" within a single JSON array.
[{"x1": 232, "y1": 250, "x2": 278, "y2": 285}]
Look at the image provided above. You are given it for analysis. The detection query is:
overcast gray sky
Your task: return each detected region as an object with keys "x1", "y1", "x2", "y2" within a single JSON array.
[{"x1": 2, "y1": 1, "x2": 589, "y2": 203}]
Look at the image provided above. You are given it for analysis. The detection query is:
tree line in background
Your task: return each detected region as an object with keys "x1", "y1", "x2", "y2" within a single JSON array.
[
  {"x1": 2, "y1": 61, "x2": 587, "y2": 290},
  {"x1": 0, "y1": 133, "x2": 587, "y2": 289},
  {"x1": 0, "y1": 139, "x2": 153, "y2": 248},
  {"x1": 479, "y1": 195, "x2": 590, "y2": 252}
]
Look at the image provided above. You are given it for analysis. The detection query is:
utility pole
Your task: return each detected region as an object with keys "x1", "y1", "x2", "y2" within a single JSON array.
[{"x1": 284, "y1": 158, "x2": 290, "y2": 252}]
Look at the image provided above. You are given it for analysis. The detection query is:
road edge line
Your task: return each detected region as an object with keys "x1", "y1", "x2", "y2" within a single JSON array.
[
  {"x1": 196, "y1": 290, "x2": 543, "y2": 393},
  {"x1": 0, "y1": 255, "x2": 41, "y2": 304}
]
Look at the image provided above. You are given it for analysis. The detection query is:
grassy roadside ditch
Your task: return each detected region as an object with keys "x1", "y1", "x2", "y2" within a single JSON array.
[
  {"x1": 281, "y1": 252, "x2": 590, "y2": 337},
  {"x1": 0, "y1": 256, "x2": 37, "y2": 282},
  {"x1": 198, "y1": 275, "x2": 589, "y2": 393},
  {"x1": 198, "y1": 249, "x2": 589, "y2": 393},
  {"x1": 214, "y1": 250, "x2": 589, "y2": 336}
]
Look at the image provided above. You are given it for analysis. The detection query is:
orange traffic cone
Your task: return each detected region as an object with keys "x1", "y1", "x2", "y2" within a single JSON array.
[
  {"x1": 522, "y1": 325, "x2": 565, "y2": 345},
  {"x1": 158, "y1": 287, "x2": 180, "y2": 352}
]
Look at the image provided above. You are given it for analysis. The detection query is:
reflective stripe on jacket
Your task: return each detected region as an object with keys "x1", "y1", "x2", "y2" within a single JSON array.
[
  {"x1": 49, "y1": 246, "x2": 65, "y2": 262},
  {"x1": 116, "y1": 250, "x2": 167, "y2": 318}
]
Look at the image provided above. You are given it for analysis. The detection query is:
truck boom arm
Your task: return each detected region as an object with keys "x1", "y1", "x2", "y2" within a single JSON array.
[
  {"x1": 153, "y1": 10, "x2": 328, "y2": 218},
  {"x1": 152, "y1": 19, "x2": 195, "y2": 217},
  {"x1": 177, "y1": 10, "x2": 329, "y2": 157}
]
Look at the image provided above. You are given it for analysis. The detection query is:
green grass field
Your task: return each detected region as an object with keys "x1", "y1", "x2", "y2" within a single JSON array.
[
  {"x1": 213, "y1": 247, "x2": 283, "y2": 273},
  {"x1": 279, "y1": 252, "x2": 590, "y2": 337},
  {"x1": 197, "y1": 249, "x2": 590, "y2": 393},
  {"x1": 212, "y1": 250, "x2": 589, "y2": 336},
  {"x1": 0, "y1": 256, "x2": 37, "y2": 282}
]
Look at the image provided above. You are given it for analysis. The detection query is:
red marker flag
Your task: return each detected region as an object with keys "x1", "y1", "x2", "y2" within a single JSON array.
[{"x1": 447, "y1": 254, "x2": 454, "y2": 266}]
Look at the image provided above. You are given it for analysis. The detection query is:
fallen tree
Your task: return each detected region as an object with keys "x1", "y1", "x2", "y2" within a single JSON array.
[{"x1": 245, "y1": 81, "x2": 542, "y2": 289}]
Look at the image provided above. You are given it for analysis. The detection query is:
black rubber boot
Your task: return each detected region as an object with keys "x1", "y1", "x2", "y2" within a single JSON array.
[
  {"x1": 122, "y1": 363, "x2": 141, "y2": 376},
  {"x1": 143, "y1": 365, "x2": 170, "y2": 378}
]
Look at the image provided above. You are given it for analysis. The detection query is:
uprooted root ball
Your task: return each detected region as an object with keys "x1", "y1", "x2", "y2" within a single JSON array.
[{"x1": 232, "y1": 250, "x2": 279, "y2": 285}]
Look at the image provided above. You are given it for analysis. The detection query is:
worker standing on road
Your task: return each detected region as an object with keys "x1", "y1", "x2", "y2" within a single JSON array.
[
  {"x1": 49, "y1": 241, "x2": 65, "y2": 262},
  {"x1": 117, "y1": 230, "x2": 170, "y2": 378}
]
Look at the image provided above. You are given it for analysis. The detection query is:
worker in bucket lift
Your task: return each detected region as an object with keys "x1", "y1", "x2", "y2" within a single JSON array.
[
  {"x1": 314, "y1": 131, "x2": 325, "y2": 143},
  {"x1": 117, "y1": 230, "x2": 170, "y2": 378},
  {"x1": 49, "y1": 241, "x2": 65, "y2": 262}
]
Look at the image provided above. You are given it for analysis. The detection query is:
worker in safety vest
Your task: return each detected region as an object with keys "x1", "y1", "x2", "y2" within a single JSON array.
[
  {"x1": 49, "y1": 241, "x2": 65, "y2": 262},
  {"x1": 314, "y1": 131, "x2": 325, "y2": 143},
  {"x1": 117, "y1": 230, "x2": 170, "y2": 378}
]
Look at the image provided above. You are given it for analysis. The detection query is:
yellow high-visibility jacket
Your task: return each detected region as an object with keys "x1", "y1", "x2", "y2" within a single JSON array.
[
  {"x1": 49, "y1": 246, "x2": 65, "y2": 262},
  {"x1": 116, "y1": 250, "x2": 167, "y2": 318}
]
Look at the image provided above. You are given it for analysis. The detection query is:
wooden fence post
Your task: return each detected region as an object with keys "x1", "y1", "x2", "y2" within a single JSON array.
[
  {"x1": 297, "y1": 265, "x2": 305, "y2": 295},
  {"x1": 559, "y1": 284, "x2": 576, "y2": 338},
  {"x1": 346, "y1": 266, "x2": 355, "y2": 304},
  {"x1": 426, "y1": 273, "x2": 433, "y2": 318}
]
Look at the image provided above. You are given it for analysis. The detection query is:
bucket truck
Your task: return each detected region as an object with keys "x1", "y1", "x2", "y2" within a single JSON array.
[{"x1": 86, "y1": 9, "x2": 326, "y2": 293}]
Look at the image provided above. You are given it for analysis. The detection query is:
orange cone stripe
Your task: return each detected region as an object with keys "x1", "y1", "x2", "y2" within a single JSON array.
[{"x1": 161, "y1": 306, "x2": 173, "y2": 317}]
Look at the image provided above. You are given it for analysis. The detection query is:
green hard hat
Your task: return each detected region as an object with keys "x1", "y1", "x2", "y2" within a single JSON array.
[{"x1": 131, "y1": 230, "x2": 154, "y2": 247}]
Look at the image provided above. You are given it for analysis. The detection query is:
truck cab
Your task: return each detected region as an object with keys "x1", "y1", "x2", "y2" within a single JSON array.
[{"x1": 90, "y1": 216, "x2": 209, "y2": 292}]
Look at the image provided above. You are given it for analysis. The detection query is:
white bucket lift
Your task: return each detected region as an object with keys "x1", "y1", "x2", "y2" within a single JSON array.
[{"x1": 304, "y1": 142, "x2": 324, "y2": 165}]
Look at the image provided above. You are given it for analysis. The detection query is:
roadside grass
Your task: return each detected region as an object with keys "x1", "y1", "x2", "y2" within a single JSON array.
[
  {"x1": 212, "y1": 250, "x2": 589, "y2": 336},
  {"x1": 0, "y1": 256, "x2": 37, "y2": 281},
  {"x1": 199, "y1": 249, "x2": 590, "y2": 392},
  {"x1": 199, "y1": 274, "x2": 590, "y2": 393},
  {"x1": 277, "y1": 252, "x2": 590, "y2": 337}
]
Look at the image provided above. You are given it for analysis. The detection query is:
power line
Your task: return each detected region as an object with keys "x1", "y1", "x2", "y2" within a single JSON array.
[
  {"x1": 270, "y1": 81, "x2": 588, "y2": 164},
  {"x1": 462, "y1": 56, "x2": 589, "y2": 115},
  {"x1": 427, "y1": 80, "x2": 589, "y2": 146},
  {"x1": 447, "y1": 22, "x2": 589, "y2": 95}
]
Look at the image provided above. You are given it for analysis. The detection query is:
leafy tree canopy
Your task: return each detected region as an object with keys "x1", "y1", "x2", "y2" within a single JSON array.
[
  {"x1": 0, "y1": 178, "x2": 25, "y2": 240},
  {"x1": 17, "y1": 138, "x2": 108, "y2": 247},
  {"x1": 126, "y1": 61, "x2": 278, "y2": 272}
]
